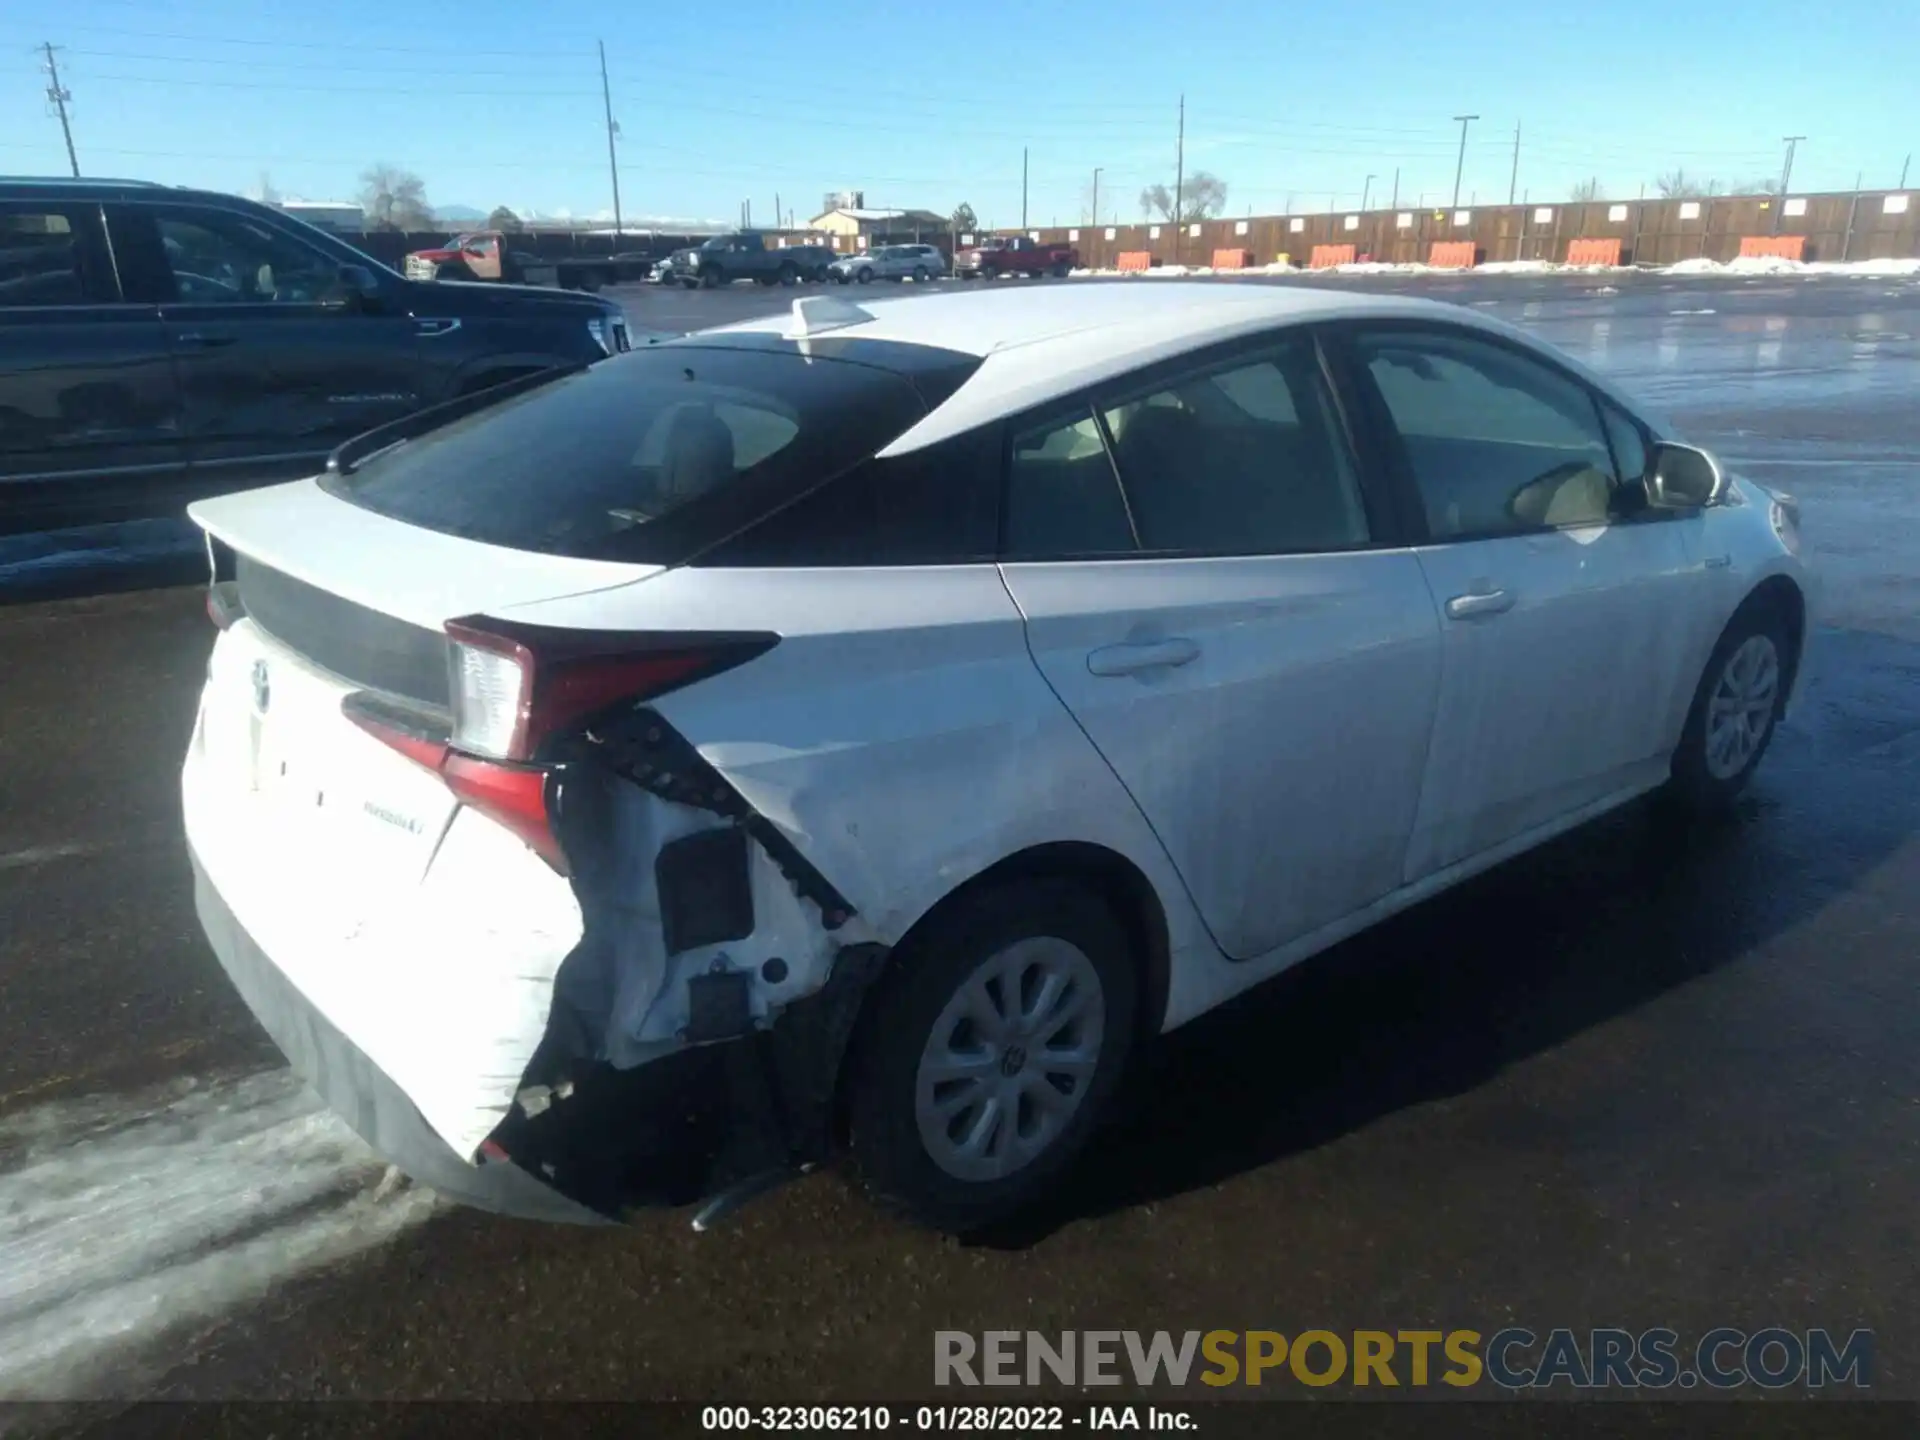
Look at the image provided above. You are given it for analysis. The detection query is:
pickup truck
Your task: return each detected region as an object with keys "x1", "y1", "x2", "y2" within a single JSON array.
[
  {"x1": 668, "y1": 232, "x2": 829, "y2": 288},
  {"x1": 404, "y1": 231, "x2": 658, "y2": 291},
  {"x1": 956, "y1": 234, "x2": 1079, "y2": 280}
]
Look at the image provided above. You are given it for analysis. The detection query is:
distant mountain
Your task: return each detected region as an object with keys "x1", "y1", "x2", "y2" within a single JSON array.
[{"x1": 432, "y1": 204, "x2": 487, "y2": 223}]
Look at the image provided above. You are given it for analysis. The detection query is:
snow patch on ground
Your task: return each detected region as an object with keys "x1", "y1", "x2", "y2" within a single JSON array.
[
  {"x1": 0, "y1": 1070, "x2": 439, "y2": 1400},
  {"x1": 1663, "y1": 256, "x2": 1920, "y2": 278},
  {"x1": 1068, "y1": 255, "x2": 1920, "y2": 281}
]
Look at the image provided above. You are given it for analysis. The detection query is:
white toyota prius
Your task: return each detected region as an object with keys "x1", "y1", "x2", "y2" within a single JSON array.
[{"x1": 183, "y1": 283, "x2": 1814, "y2": 1233}]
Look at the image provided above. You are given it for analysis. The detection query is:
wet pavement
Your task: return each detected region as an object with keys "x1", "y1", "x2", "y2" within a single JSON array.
[{"x1": 0, "y1": 273, "x2": 1916, "y2": 1412}]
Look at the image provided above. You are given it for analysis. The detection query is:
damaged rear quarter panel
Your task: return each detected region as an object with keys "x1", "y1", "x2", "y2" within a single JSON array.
[{"x1": 503, "y1": 565, "x2": 1214, "y2": 1030}]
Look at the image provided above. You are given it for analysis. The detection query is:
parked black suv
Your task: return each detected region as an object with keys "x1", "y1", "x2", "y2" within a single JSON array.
[{"x1": 0, "y1": 178, "x2": 648, "y2": 535}]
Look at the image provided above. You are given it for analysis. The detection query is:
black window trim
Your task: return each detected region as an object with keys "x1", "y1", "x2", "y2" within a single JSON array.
[
  {"x1": 997, "y1": 322, "x2": 1411, "y2": 565},
  {"x1": 0, "y1": 198, "x2": 128, "y2": 309},
  {"x1": 1323, "y1": 318, "x2": 1672, "y2": 548}
]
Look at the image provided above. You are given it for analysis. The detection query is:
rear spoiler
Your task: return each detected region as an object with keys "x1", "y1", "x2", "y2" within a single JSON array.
[{"x1": 325, "y1": 363, "x2": 588, "y2": 477}]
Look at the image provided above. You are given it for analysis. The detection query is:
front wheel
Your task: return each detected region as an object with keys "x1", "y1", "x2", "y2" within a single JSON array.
[
  {"x1": 857, "y1": 266, "x2": 874, "y2": 284},
  {"x1": 700, "y1": 266, "x2": 723, "y2": 289},
  {"x1": 779, "y1": 263, "x2": 798, "y2": 286},
  {"x1": 844, "y1": 879, "x2": 1138, "y2": 1234},
  {"x1": 1667, "y1": 600, "x2": 1794, "y2": 810},
  {"x1": 1051, "y1": 261, "x2": 1071, "y2": 278}
]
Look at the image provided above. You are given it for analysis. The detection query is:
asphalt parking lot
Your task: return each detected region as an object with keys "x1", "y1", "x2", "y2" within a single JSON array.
[{"x1": 1, "y1": 271, "x2": 1917, "y2": 1414}]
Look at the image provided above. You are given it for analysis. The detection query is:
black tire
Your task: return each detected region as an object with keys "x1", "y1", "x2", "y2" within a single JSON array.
[
  {"x1": 857, "y1": 266, "x2": 874, "y2": 284},
  {"x1": 680, "y1": 277, "x2": 700, "y2": 290},
  {"x1": 1051, "y1": 261, "x2": 1071, "y2": 278},
  {"x1": 912, "y1": 264, "x2": 929, "y2": 282},
  {"x1": 701, "y1": 266, "x2": 723, "y2": 289},
  {"x1": 844, "y1": 878, "x2": 1139, "y2": 1234},
  {"x1": 1666, "y1": 597, "x2": 1795, "y2": 811},
  {"x1": 834, "y1": 273, "x2": 850, "y2": 285},
  {"x1": 778, "y1": 262, "x2": 798, "y2": 286}
]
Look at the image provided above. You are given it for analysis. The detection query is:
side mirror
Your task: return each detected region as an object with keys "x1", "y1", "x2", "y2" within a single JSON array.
[{"x1": 1645, "y1": 442, "x2": 1723, "y2": 509}]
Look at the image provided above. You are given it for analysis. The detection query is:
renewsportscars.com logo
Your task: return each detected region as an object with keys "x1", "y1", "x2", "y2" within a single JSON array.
[{"x1": 934, "y1": 1328, "x2": 1873, "y2": 1391}]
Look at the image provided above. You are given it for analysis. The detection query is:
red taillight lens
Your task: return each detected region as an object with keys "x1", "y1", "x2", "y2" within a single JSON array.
[
  {"x1": 442, "y1": 752, "x2": 567, "y2": 870},
  {"x1": 344, "y1": 622, "x2": 775, "y2": 874},
  {"x1": 444, "y1": 616, "x2": 777, "y2": 764}
]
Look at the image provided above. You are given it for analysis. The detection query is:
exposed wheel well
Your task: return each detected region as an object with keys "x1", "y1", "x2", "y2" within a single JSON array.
[
  {"x1": 1739, "y1": 574, "x2": 1807, "y2": 711},
  {"x1": 883, "y1": 842, "x2": 1171, "y2": 1046}
]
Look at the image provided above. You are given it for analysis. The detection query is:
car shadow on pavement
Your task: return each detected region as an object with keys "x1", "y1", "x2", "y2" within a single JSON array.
[{"x1": 972, "y1": 625, "x2": 1920, "y2": 1249}]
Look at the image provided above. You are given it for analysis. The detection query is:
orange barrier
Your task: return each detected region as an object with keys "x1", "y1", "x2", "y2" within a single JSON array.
[
  {"x1": 1210, "y1": 248, "x2": 1252, "y2": 270},
  {"x1": 1427, "y1": 241, "x2": 1477, "y2": 268},
  {"x1": 1309, "y1": 244, "x2": 1356, "y2": 270},
  {"x1": 1565, "y1": 237, "x2": 1622, "y2": 267},
  {"x1": 1116, "y1": 250, "x2": 1153, "y2": 272},
  {"x1": 1738, "y1": 235, "x2": 1806, "y2": 261}
]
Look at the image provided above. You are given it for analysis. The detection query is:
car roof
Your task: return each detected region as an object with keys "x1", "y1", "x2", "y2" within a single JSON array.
[{"x1": 707, "y1": 281, "x2": 1555, "y2": 455}]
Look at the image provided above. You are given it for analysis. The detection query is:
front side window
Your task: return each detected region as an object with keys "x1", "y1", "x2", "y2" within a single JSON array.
[
  {"x1": 1099, "y1": 343, "x2": 1370, "y2": 555},
  {"x1": 1354, "y1": 329, "x2": 1621, "y2": 537},
  {"x1": 0, "y1": 205, "x2": 113, "y2": 307},
  {"x1": 151, "y1": 208, "x2": 341, "y2": 305}
]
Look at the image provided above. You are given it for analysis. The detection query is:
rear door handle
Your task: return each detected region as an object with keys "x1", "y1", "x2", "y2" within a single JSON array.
[
  {"x1": 1445, "y1": 589, "x2": 1515, "y2": 620},
  {"x1": 175, "y1": 331, "x2": 239, "y2": 349},
  {"x1": 1087, "y1": 637, "x2": 1201, "y2": 676}
]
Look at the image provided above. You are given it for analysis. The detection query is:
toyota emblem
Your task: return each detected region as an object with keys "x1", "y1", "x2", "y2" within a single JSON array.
[{"x1": 250, "y1": 659, "x2": 271, "y2": 713}]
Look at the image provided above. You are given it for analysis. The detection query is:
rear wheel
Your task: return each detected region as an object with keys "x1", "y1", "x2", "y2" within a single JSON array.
[
  {"x1": 845, "y1": 879, "x2": 1138, "y2": 1234},
  {"x1": 1667, "y1": 600, "x2": 1793, "y2": 810},
  {"x1": 1051, "y1": 261, "x2": 1071, "y2": 278},
  {"x1": 912, "y1": 264, "x2": 929, "y2": 282}
]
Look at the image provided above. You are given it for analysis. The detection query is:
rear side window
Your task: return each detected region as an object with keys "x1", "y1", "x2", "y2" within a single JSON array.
[
  {"x1": 1100, "y1": 345, "x2": 1369, "y2": 555},
  {"x1": 1003, "y1": 409, "x2": 1137, "y2": 558},
  {"x1": 0, "y1": 205, "x2": 114, "y2": 307},
  {"x1": 325, "y1": 345, "x2": 954, "y2": 562}
]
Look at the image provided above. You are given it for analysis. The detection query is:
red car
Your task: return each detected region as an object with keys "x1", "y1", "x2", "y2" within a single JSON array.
[{"x1": 956, "y1": 235, "x2": 1078, "y2": 280}]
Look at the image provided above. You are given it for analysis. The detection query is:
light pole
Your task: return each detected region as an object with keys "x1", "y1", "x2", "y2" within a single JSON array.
[
  {"x1": 1092, "y1": 167, "x2": 1102, "y2": 226},
  {"x1": 1451, "y1": 114, "x2": 1479, "y2": 209},
  {"x1": 1777, "y1": 135, "x2": 1805, "y2": 234},
  {"x1": 1361, "y1": 174, "x2": 1376, "y2": 212}
]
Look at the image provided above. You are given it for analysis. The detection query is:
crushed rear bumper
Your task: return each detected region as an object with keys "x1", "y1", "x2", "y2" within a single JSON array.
[{"x1": 189, "y1": 846, "x2": 611, "y2": 1225}]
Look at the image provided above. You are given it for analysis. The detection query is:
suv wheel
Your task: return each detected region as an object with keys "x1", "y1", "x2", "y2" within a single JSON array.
[
  {"x1": 845, "y1": 879, "x2": 1138, "y2": 1234},
  {"x1": 857, "y1": 266, "x2": 874, "y2": 284},
  {"x1": 912, "y1": 264, "x2": 929, "y2": 282},
  {"x1": 1667, "y1": 599, "x2": 1793, "y2": 810}
]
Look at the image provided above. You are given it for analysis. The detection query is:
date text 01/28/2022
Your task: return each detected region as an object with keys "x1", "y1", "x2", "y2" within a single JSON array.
[{"x1": 701, "y1": 1406, "x2": 1193, "y2": 1431}]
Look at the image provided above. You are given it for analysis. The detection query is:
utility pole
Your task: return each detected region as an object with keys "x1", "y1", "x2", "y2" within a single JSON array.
[
  {"x1": 1361, "y1": 174, "x2": 1375, "y2": 211},
  {"x1": 41, "y1": 42, "x2": 80, "y2": 177},
  {"x1": 1779, "y1": 135, "x2": 1805, "y2": 198},
  {"x1": 774, "y1": 192, "x2": 782, "y2": 232},
  {"x1": 1391, "y1": 168, "x2": 1400, "y2": 209},
  {"x1": 1091, "y1": 167, "x2": 1101, "y2": 228},
  {"x1": 1173, "y1": 93, "x2": 1186, "y2": 262},
  {"x1": 1451, "y1": 114, "x2": 1478, "y2": 209},
  {"x1": 1021, "y1": 147, "x2": 1028, "y2": 230},
  {"x1": 1508, "y1": 121, "x2": 1521, "y2": 204},
  {"x1": 1902, "y1": 153, "x2": 1911, "y2": 188},
  {"x1": 597, "y1": 41, "x2": 622, "y2": 236}
]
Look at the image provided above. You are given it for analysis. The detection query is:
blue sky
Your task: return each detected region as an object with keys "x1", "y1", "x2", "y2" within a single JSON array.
[{"x1": 3, "y1": 0, "x2": 1914, "y2": 229}]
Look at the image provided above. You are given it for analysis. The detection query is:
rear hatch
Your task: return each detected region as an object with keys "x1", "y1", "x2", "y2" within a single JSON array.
[{"x1": 181, "y1": 343, "x2": 968, "y2": 1159}]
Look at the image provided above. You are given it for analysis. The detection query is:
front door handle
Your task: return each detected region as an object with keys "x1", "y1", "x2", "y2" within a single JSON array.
[
  {"x1": 175, "y1": 331, "x2": 239, "y2": 349},
  {"x1": 1445, "y1": 589, "x2": 1515, "y2": 620},
  {"x1": 1087, "y1": 637, "x2": 1201, "y2": 677}
]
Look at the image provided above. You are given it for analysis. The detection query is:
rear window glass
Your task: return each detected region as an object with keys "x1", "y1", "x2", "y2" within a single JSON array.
[{"x1": 323, "y1": 345, "x2": 942, "y2": 562}]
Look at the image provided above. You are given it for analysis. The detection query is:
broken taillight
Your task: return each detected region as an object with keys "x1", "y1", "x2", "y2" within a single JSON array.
[{"x1": 343, "y1": 620, "x2": 777, "y2": 874}]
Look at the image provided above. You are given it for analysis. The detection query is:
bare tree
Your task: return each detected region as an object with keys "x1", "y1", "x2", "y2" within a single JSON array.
[
  {"x1": 1138, "y1": 171, "x2": 1230, "y2": 222},
  {"x1": 1569, "y1": 177, "x2": 1605, "y2": 202},
  {"x1": 359, "y1": 164, "x2": 433, "y2": 231},
  {"x1": 1655, "y1": 169, "x2": 1710, "y2": 199},
  {"x1": 950, "y1": 202, "x2": 979, "y2": 238},
  {"x1": 486, "y1": 205, "x2": 525, "y2": 232},
  {"x1": 255, "y1": 171, "x2": 280, "y2": 205}
]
